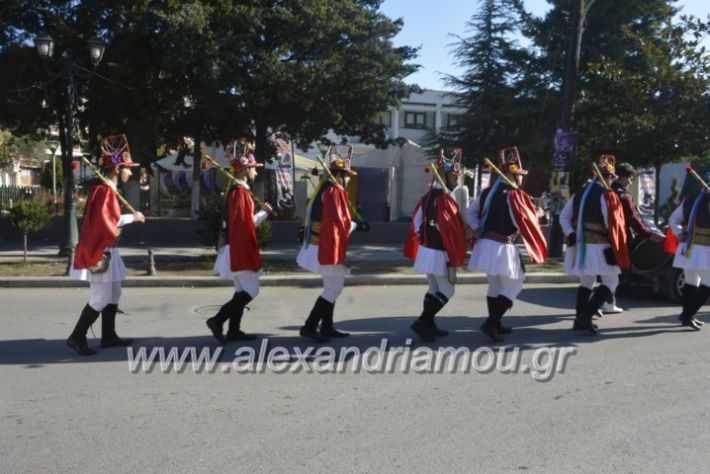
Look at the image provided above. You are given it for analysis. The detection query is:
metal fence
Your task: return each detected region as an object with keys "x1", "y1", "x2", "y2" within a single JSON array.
[{"x1": 0, "y1": 185, "x2": 41, "y2": 210}]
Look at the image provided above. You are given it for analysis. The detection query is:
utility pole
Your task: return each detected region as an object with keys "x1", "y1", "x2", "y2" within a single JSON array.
[{"x1": 548, "y1": 0, "x2": 586, "y2": 258}]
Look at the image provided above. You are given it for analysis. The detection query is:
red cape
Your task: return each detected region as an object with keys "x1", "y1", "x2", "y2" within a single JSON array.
[
  {"x1": 604, "y1": 189, "x2": 630, "y2": 269},
  {"x1": 508, "y1": 189, "x2": 548, "y2": 264},
  {"x1": 74, "y1": 185, "x2": 121, "y2": 269},
  {"x1": 227, "y1": 185, "x2": 262, "y2": 271},
  {"x1": 318, "y1": 186, "x2": 352, "y2": 265},
  {"x1": 404, "y1": 191, "x2": 467, "y2": 267}
]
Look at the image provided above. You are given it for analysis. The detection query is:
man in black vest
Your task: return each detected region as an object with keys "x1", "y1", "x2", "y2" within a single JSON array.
[
  {"x1": 601, "y1": 163, "x2": 663, "y2": 314},
  {"x1": 668, "y1": 172, "x2": 710, "y2": 330},
  {"x1": 560, "y1": 155, "x2": 624, "y2": 334}
]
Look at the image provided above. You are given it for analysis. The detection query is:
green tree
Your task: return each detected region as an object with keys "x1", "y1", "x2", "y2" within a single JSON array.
[
  {"x1": 442, "y1": 0, "x2": 539, "y2": 168},
  {"x1": 8, "y1": 196, "x2": 53, "y2": 262}
]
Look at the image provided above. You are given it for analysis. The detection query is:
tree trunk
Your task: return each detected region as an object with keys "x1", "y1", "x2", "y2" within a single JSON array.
[
  {"x1": 23, "y1": 233, "x2": 27, "y2": 263},
  {"x1": 191, "y1": 128, "x2": 203, "y2": 219}
]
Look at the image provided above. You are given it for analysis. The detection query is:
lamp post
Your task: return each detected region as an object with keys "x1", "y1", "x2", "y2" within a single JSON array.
[
  {"x1": 35, "y1": 34, "x2": 105, "y2": 256},
  {"x1": 45, "y1": 139, "x2": 59, "y2": 215}
]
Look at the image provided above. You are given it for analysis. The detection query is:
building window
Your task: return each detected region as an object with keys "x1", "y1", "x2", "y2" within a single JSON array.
[
  {"x1": 404, "y1": 111, "x2": 427, "y2": 129},
  {"x1": 378, "y1": 111, "x2": 392, "y2": 128},
  {"x1": 446, "y1": 114, "x2": 463, "y2": 129}
]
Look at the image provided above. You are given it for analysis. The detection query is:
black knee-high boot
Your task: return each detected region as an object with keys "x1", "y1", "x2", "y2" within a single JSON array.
[
  {"x1": 495, "y1": 295, "x2": 513, "y2": 334},
  {"x1": 680, "y1": 284, "x2": 709, "y2": 330},
  {"x1": 411, "y1": 293, "x2": 445, "y2": 342},
  {"x1": 481, "y1": 295, "x2": 512, "y2": 342},
  {"x1": 227, "y1": 291, "x2": 257, "y2": 341},
  {"x1": 67, "y1": 304, "x2": 101, "y2": 355},
  {"x1": 100, "y1": 303, "x2": 134, "y2": 348},
  {"x1": 573, "y1": 285, "x2": 610, "y2": 334},
  {"x1": 300, "y1": 297, "x2": 330, "y2": 342},
  {"x1": 320, "y1": 299, "x2": 349, "y2": 338},
  {"x1": 206, "y1": 296, "x2": 236, "y2": 344}
]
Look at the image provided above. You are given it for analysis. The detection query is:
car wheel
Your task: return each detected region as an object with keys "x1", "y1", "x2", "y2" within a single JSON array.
[{"x1": 664, "y1": 268, "x2": 685, "y2": 303}]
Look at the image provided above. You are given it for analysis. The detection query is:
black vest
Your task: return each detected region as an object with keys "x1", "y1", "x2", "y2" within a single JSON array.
[
  {"x1": 572, "y1": 180, "x2": 605, "y2": 226},
  {"x1": 683, "y1": 192, "x2": 710, "y2": 228},
  {"x1": 479, "y1": 183, "x2": 517, "y2": 237},
  {"x1": 309, "y1": 181, "x2": 333, "y2": 222},
  {"x1": 418, "y1": 189, "x2": 445, "y2": 250}
]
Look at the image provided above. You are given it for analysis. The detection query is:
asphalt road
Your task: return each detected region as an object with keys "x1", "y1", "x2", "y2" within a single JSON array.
[{"x1": 1, "y1": 284, "x2": 709, "y2": 473}]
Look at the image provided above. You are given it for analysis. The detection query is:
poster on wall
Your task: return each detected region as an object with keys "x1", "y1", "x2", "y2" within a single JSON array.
[
  {"x1": 637, "y1": 168, "x2": 656, "y2": 217},
  {"x1": 270, "y1": 133, "x2": 295, "y2": 212}
]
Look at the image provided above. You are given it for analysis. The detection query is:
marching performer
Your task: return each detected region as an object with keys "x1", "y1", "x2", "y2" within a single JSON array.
[
  {"x1": 467, "y1": 147, "x2": 548, "y2": 342},
  {"x1": 297, "y1": 145, "x2": 369, "y2": 342},
  {"x1": 666, "y1": 168, "x2": 710, "y2": 330},
  {"x1": 404, "y1": 148, "x2": 467, "y2": 342},
  {"x1": 206, "y1": 140, "x2": 272, "y2": 343},
  {"x1": 67, "y1": 135, "x2": 145, "y2": 355},
  {"x1": 560, "y1": 155, "x2": 629, "y2": 334},
  {"x1": 603, "y1": 163, "x2": 663, "y2": 314}
]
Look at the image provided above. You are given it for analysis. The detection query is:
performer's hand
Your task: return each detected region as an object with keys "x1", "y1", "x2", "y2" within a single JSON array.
[
  {"x1": 261, "y1": 202, "x2": 273, "y2": 214},
  {"x1": 465, "y1": 228, "x2": 474, "y2": 240},
  {"x1": 133, "y1": 212, "x2": 146, "y2": 223},
  {"x1": 650, "y1": 232, "x2": 664, "y2": 243},
  {"x1": 470, "y1": 228, "x2": 482, "y2": 239},
  {"x1": 566, "y1": 232, "x2": 576, "y2": 247},
  {"x1": 356, "y1": 220, "x2": 370, "y2": 232}
]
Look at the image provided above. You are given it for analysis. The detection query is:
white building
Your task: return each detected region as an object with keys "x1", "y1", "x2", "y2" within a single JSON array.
[{"x1": 378, "y1": 89, "x2": 464, "y2": 144}]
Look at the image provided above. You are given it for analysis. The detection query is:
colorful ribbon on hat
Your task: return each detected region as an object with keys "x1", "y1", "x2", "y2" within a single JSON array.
[{"x1": 682, "y1": 189, "x2": 707, "y2": 258}]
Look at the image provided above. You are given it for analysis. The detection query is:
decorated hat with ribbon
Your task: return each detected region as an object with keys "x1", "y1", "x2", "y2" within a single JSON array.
[
  {"x1": 99, "y1": 134, "x2": 139, "y2": 168},
  {"x1": 435, "y1": 147, "x2": 462, "y2": 175},
  {"x1": 324, "y1": 144, "x2": 356, "y2": 176},
  {"x1": 498, "y1": 146, "x2": 527, "y2": 175},
  {"x1": 226, "y1": 138, "x2": 262, "y2": 172},
  {"x1": 596, "y1": 154, "x2": 618, "y2": 179}
]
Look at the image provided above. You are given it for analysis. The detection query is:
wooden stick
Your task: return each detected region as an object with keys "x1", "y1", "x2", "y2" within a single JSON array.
[
  {"x1": 591, "y1": 162, "x2": 611, "y2": 191},
  {"x1": 429, "y1": 162, "x2": 450, "y2": 193},
  {"x1": 483, "y1": 157, "x2": 518, "y2": 189},
  {"x1": 80, "y1": 156, "x2": 138, "y2": 213},
  {"x1": 687, "y1": 166, "x2": 710, "y2": 192},
  {"x1": 314, "y1": 154, "x2": 364, "y2": 221},
  {"x1": 204, "y1": 154, "x2": 278, "y2": 216}
]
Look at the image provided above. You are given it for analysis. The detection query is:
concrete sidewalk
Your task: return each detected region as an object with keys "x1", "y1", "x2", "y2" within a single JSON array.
[
  {"x1": 0, "y1": 242, "x2": 409, "y2": 262},
  {"x1": 0, "y1": 241, "x2": 576, "y2": 287}
]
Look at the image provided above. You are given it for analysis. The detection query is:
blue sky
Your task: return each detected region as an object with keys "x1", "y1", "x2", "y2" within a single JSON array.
[{"x1": 380, "y1": 0, "x2": 710, "y2": 91}]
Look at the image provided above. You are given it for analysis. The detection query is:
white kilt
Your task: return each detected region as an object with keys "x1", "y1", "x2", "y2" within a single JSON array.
[
  {"x1": 467, "y1": 238, "x2": 524, "y2": 280},
  {"x1": 213, "y1": 244, "x2": 264, "y2": 279},
  {"x1": 413, "y1": 246, "x2": 449, "y2": 276},
  {"x1": 296, "y1": 244, "x2": 349, "y2": 276},
  {"x1": 673, "y1": 243, "x2": 710, "y2": 271},
  {"x1": 69, "y1": 247, "x2": 127, "y2": 283},
  {"x1": 564, "y1": 243, "x2": 621, "y2": 276}
]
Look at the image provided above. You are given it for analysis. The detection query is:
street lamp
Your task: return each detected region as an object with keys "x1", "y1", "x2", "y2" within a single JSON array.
[
  {"x1": 45, "y1": 139, "x2": 59, "y2": 215},
  {"x1": 34, "y1": 33, "x2": 106, "y2": 256}
]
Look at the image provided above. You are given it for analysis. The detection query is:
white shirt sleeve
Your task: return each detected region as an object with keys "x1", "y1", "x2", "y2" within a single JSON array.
[
  {"x1": 413, "y1": 206, "x2": 423, "y2": 230},
  {"x1": 559, "y1": 197, "x2": 575, "y2": 236},
  {"x1": 668, "y1": 203, "x2": 685, "y2": 237},
  {"x1": 349, "y1": 222, "x2": 358, "y2": 234},
  {"x1": 118, "y1": 214, "x2": 135, "y2": 227},
  {"x1": 466, "y1": 195, "x2": 482, "y2": 229},
  {"x1": 253, "y1": 210, "x2": 268, "y2": 227}
]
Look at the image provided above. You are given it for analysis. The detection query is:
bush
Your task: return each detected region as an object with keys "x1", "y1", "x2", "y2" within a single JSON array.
[{"x1": 8, "y1": 196, "x2": 53, "y2": 262}]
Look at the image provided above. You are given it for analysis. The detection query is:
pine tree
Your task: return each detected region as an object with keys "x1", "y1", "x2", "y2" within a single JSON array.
[{"x1": 442, "y1": 0, "x2": 533, "y2": 167}]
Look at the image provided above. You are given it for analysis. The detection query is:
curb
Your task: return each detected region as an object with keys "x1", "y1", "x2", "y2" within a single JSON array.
[{"x1": 0, "y1": 273, "x2": 578, "y2": 288}]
